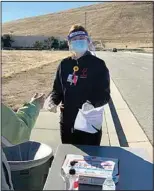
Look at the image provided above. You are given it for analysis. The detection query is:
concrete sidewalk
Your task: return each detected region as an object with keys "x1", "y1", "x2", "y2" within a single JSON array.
[
  {"x1": 30, "y1": 78, "x2": 152, "y2": 161},
  {"x1": 30, "y1": 103, "x2": 119, "y2": 153}
]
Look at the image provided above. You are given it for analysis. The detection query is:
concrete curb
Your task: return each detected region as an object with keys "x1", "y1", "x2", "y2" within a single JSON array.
[
  {"x1": 110, "y1": 78, "x2": 153, "y2": 161},
  {"x1": 103, "y1": 104, "x2": 120, "y2": 146}
]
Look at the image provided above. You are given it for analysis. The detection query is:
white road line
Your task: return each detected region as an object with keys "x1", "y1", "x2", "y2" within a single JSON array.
[{"x1": 124, "y1": 52, "x2": 152, "y2": 56}]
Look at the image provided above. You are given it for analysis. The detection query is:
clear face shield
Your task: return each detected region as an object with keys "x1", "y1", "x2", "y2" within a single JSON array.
[
  {"x1": 67, "y1": 31, "x2": 96, "y2": 56},
  {"x1": 88, "y1": 37, "x2": 96, "y2": 56}
]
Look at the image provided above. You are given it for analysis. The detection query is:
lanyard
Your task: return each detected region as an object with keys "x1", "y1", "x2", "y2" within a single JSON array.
[{"x1": 70, "y1": 60, "x2": 79, "y2": 85}]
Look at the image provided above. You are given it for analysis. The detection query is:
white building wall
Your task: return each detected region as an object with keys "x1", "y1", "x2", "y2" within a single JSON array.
[{"x1": 11, "y1": 35, "x2": 64, "y2": 47}]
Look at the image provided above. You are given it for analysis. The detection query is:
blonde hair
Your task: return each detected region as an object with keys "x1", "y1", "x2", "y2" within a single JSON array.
[
  {"x1": 68, "y1": 24, "x2": 88, "y2": 35},
  {"x1": 68, "y1": 24, "x2": 89, "y2": 58}
]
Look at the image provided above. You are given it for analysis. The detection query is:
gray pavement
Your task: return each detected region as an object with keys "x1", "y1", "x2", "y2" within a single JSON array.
[
  {"x1": 96, "y1": 51, "x2": 153, "y2": 145},
  {"x1": 30, "y1": 108, "x2": 114, "y2": 154}
]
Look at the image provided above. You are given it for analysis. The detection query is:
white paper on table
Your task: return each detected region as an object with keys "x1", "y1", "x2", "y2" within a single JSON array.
[{"x1": 74, "y1": 104, "x2": 104, "y2": 134}]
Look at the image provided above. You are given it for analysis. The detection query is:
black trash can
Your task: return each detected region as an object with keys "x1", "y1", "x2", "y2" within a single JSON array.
[{"x1": 3, "y1": 141, "x2": 53, "y2": 191}]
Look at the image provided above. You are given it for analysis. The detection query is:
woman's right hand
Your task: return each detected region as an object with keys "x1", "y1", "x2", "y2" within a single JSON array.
[{"x1": 48, "y1": 103, "x2": 57, "y2": 113}]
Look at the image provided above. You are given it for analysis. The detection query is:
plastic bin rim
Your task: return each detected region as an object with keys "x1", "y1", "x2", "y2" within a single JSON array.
[{"x1": 7, "y1": 141, "x2": 53, "y2": 163}]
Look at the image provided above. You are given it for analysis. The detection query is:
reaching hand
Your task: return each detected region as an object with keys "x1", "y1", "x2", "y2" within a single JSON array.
[{"x1": 30, "y1": 93, "x2": 45, "y2": 109}]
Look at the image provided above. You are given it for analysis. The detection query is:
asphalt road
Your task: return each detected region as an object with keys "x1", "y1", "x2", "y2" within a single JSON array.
[{"x1": 96, "y1": 51, "x2": 153, "y2": 145}]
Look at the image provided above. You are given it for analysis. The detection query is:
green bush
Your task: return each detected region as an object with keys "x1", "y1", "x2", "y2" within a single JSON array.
[
  {"x1": 33, "y1": 41, "x2": 44, "y2": 49},
  {"x1": 33, "y1": 37, "x2": 69, "y2": 50},
  {"x1": 2, "y1": 34, "x2": 14, "y2": 48},
  {"x1": 52, "y1": 38, "x2": 59, "y2": 49},
  {"x1": 59, "y1": 40, "x2": 69, "y2": 50}
]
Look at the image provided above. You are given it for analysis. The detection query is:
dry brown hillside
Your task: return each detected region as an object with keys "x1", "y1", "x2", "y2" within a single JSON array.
[{"x1": 2, "y1": 2, "x2": 153, "y2": 48}]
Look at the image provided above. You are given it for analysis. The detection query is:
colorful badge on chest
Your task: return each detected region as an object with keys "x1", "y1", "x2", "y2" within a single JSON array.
[{"x1": 67, "y1": 66, "x2": 79, "y2": 86}]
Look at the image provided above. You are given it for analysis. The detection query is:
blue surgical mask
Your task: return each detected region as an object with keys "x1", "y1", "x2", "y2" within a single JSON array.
[{"x1": 70, "y1": 40, "x2": 89, "y2": 54}]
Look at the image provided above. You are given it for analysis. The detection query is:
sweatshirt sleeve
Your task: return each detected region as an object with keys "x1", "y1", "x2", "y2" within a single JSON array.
[
  {"x1": 50, "y1": 63, "x2": 63, "y2": 105},
  {"x1": 2, "y1": 101, "x2": 41, "y2": 146},
  {"x1": 88, "y1": 61, "x2": 111, "y2": 107}
]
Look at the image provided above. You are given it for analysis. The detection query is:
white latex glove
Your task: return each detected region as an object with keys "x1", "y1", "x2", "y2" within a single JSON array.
[
  {"x1": 47, "y1": 103, "x2": 57, "y2": 113},
  {"x1": 82, "y1": 100, "x2": 94, "y2": 111},
  {"x1": 43, "y1": 95, "x2": 57, "y2": 113}
]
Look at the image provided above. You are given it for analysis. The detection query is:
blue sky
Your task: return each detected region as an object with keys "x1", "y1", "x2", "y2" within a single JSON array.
[{"x1": 2, "y1": 2, "x2": 101, "y2": 23}]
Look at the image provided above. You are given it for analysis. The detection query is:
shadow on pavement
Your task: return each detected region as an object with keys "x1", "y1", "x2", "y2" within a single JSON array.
[{"x1": 108, "y1": 98, "x2": 129, "y2": 147}]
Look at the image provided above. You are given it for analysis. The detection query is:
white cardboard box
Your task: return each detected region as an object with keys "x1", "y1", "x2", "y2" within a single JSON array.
[{"x1": 62, "y1": 154, "x2": 119, "y2": 186}]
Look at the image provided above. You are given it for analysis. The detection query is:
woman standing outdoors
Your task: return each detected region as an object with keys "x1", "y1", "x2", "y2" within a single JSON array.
[{"x1": 47, "y1": 24, "x2": 110, "y2": 145}]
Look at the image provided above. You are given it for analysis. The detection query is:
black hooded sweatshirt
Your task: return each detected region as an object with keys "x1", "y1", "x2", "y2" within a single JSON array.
[{"x1": 51, "y1": 52, "x2": 110, "y2": 133}]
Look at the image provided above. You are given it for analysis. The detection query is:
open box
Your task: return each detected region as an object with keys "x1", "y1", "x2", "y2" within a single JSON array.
[{"x1": 61, "y1": 154, "x2": 119, "y2": 187}]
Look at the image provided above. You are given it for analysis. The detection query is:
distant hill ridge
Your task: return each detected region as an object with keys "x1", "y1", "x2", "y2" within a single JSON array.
[{"x1": 2, "y1": 2, "x2": 153, "y2": 47}]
